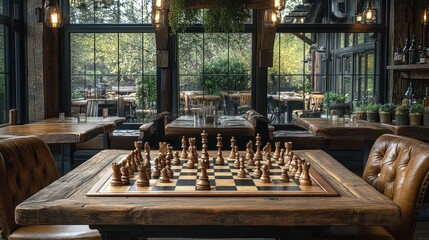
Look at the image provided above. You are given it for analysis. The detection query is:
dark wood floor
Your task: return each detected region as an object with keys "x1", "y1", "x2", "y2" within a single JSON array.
[{"x1": 415, "y1": 221, "x2": 429, "y2": 239}]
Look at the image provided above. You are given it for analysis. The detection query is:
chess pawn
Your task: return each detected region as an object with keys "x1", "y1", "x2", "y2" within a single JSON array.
[
  {"x1": 265, "y1": 154, "x2": 273, "y2": 169},
  {"x1": 159, "y1": 168, "x2": 170, "y2": 183},
  {"x1": 126, "y1": 159, "x2": 134, "y2": 177},
  {"x1": 172, "y1": 151, "x2": 181, "y2": 165},
  {"x1": 278, "y1": 148, "x2": 285, "y2": 165},
  {"x1": 299, "y1": 162, "x2": 312, "y2": 186},
  {"x1": 111, "y1": 163, "x2": 123, "y2": 186},
  {"x1": 136, "y1": 164, "x2": 149, "y2": 187},
  {"x1": 144, "y1": 158, "x2": 151, "y2": 179},
  {"x1": 152, "y1": 158, "x2": 161, "y2": 178},
  {"x1": 234, "y1": 152, "x2": 240, "y2": 168},
  {"x1": 189, "y1": 146, "x2": 197, "y2": 163},
  {"x1": 253, "y1": 160, "x2": 262, "y2": 178},
  {"x1": 166, "y1": 160, "x2": 174, "y2": 178},
  {"x1": 192, "y1": 146, "x2": 198, "y2": 163},
  {"x1": 180, "y1": 136, "x2": 188, "y2": 159},
  {"x1": 295, "y1": 158, "x2": 303, "y2": 180},
  {"x1": 167, "y1": 145, "x2": 174, "y2": 160},
  {"x1": 144, "y1": 142, "x2": 151, "y2": 161},
  {"x1": 280, "y1": 167, "x2": 290, "y2": 183},
  {"x1": 289, "y1": 158, "x2": 297, "y2": 177},
  {"x1": 134, "y1": 141, "x2": 144, "y2": 162},
  {"x1": 237, "y1": 157, "x2": 246, "y2": 178},
  {"x1": 260, "y1": 165, "x2": 271, "y2": 183},
  {"x1": 186, "y1": 158, "x2": 195, "y2": 169},
  {"x1": 247, "y1": 150, "x2": 255, "y2": 167},
  {"x1": 229, "y1": 137, "x2": 237, "y2": 159},
  {"x1": 196, "y1": 167, "x2": 211, "y2": 190},
  {"x1": 120, "y1": 163, "x2": 130, "y2": 184},
  {"x1": 272, "y1": 142, "x2": 281, "y2": 161}
]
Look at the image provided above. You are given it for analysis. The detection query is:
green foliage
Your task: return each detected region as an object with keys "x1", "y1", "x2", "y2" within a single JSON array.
[
  {"x1": 354, "y1": 104, "x2": 367, "y2": 112},
  {"x1": 203, "y1": 0, "x2": 250, "y2": 33},
  {"x1": 200, "y1": 58, "x2": 249, "y2": 95},
  {"x1": 379, "y1": 103, "x2": 395, "y2": 113},
  {"x1": 324, "y1": 92, "x2": 347, "y2": 104},
  {"x1": 168, "y1": 0, "x2": 199, "y2": 34},
  {"x1": 366, "y1": 103, "x2": 380, "y2": 113},
  {"x1": 410, "y1": 103, "x2": 424, "y2": 114},
  {"x1": 395, "y1": 104, "x2": 409, "y2": 114}
]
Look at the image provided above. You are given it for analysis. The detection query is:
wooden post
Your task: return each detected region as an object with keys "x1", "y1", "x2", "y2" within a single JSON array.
[{"x1": 9, "y1": 109, "x2": 17, "y2": 125}]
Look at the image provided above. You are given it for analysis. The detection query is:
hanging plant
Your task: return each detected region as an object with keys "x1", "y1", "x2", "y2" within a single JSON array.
[
  {"x1": 168, "y1": 0, "x2": 199, "y2": 34},
  {"x1": 203, "y1": 0, "x2": 250, "y2": 33}
]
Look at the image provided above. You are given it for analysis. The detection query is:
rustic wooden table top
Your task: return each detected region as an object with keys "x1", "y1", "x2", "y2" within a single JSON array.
[
  {"x1": 165, "y1": 116, "x2": 255, "y2": 136},
  {"x1": 35, "y1": 117, "x2": 126, "y2": 133},
  {"x1": 292, "y1": 118, "x2": 392, "y2": 140},
  {"x1": 15, "y1": 149, "x2": 400, "y2": 227}
]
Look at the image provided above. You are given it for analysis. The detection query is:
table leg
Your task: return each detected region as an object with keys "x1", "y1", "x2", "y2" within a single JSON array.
[
  {"x1": 287, "y1": 102, "x2": 293, "y2": 124},
  {"x1": 103, "y1": 133, "x2": 110, "y2": 149},
  {"x1": 59, "y1": 144, "x2": 75, "y2": 175},
  {"x1": 363, "y1": 139, "x2": 375, "y2": 169}
]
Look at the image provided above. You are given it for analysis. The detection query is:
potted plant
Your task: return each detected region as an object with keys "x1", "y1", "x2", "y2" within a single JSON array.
[
  {"x1": 379, "y1": 103, "x2": 395, "y2": 123},
  {"x1": 354, "y1": 104, "x2": 367, "y2": 120},
  {"x1": 395, "y1": 104, "x2": 409, "y2": 125},
  {"x1": 409, "y1": 103, "x2": 424, "y2": 126},
  {"x1": 324, "y1": 92, "x2": 350, "y2": 117},
  {"x1": 424, "y1": 107, "x2": 429, "y2": 126},
  {"x1": 366, "y1": 103, "x2": 380, "y2": 122}
]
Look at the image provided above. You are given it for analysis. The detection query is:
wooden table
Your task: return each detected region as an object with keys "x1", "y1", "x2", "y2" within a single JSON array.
[
  {"x1": 0, "y1": 117, "x2": 125, "y2": 174},
  {"x1": 292, "y1": 118, "x2": 393, "y2": 168},
  {"x1": 271, "y1": 95, "x2": 304, "y2": 124},
  {"x1": 15, "y1": 149, "x2": 400, "y2": 240},
  {"x1": 165, "y1": 116, "x2": 255, "y2": 137}
]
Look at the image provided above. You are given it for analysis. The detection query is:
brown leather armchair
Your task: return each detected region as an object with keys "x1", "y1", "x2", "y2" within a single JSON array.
[
  {"x1": 0, "y1": 136, "x2": 100, "y2": 240},
  {"x1": 315, "y1": 134, "x2": 429, "y2": 240}
]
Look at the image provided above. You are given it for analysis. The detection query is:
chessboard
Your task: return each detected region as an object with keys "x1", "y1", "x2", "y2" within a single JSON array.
[{"x1": 87, "y1": 155, "x2": 338, "y2": 197}]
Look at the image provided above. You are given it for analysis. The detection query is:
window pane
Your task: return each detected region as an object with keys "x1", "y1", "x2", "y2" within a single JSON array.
[
  {"x1": 178, "y1": 33, "x2": 252, "y2": 116},
  {"x1": 0, "y1": 26, "x2": 6, "y2": 123},
  {"x1": 69, "y1": 0, "x2": 152, "y2": 24},
  {"x1": 0, "y1": 0, "x2": 5, "y2": 16}
]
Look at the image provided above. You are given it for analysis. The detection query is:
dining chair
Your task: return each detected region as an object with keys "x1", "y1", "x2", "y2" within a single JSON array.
[
  {"x1": 0, "y1": 136, "x2": 100, "y2": 240},
  {"x1": 314, "y1": 134, "x2": 429, "y2": 240}
]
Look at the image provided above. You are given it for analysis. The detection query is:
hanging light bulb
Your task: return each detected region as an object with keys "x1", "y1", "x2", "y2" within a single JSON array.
[
  {"x1": 45, "y1": 0, "x2": 63, "y2": 28},
  {"x1": 364, "y1": 0, "x2": 376, "y2": 24},
  {"x1": 423, "y1": 7, "x2": 428, "y2": 26},
  {"x1": 265, "y1": 10, "x2": 278, "y2": 27},
  {"x1": 355, "y1": 11, "x2": 363, "y2": 23},
  {"x1": 273, "y1": 0, "x2": 285, "y2": 10},
  {"x1": 155, "y1": 0, "x2": 163, "y2": 9},
  {"x1": 152, "y1": 9, "x2": 165, "y2": 29}
]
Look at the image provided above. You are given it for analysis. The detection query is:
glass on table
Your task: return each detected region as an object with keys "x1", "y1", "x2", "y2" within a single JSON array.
[{"x1": 58, "y1": 112, "x2": 65, "y2": 122}]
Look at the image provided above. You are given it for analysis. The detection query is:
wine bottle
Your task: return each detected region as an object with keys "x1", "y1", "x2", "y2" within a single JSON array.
[{"x1": 403, "y1": 37, "x2": 410, "y2": 64}]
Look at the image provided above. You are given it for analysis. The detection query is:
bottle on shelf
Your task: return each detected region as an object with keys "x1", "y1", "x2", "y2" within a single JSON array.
[
  {"x1": 394, "y1": 47, "x2": 403, "y2": 65},
  {"x1": 409, "y1": 35, "x2": 419, "y2": 64},
  {"x1": 403, "y1": 37, "x2": 410, "y2": 64},
  {"x1": 419, "y1": 41, "x2": 427, "y2": 64},
  {"x1": 424, "y1": 86, "x2": 429, "y2": 107}
]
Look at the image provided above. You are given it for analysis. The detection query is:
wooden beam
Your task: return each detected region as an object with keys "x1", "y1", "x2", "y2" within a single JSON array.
[{"x1": 43, "y1": 26, "x2": 60, "y2": 119}]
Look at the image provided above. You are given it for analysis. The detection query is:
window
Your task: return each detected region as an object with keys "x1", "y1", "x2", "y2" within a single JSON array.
[
  {"x1": 177, "y1": 33, "x2": 252, "y2": 116},
  {"x1": 0, "y1": 1, "x2": 25, "y2": 124},
  {"x1": 65, "y1": 0, "x2": 157, "y2": 123}
]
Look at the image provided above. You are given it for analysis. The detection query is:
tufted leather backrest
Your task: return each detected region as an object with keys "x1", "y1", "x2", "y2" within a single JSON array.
[
  {"x1": 363, "y1": 134, "x2": 429, "y2": 240},
  {"x1": 0, "y1": 136, "x2": 60, "y2": 236}
]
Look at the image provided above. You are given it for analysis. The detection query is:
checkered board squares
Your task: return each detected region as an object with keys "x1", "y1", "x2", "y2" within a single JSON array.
[{"x1": 87, "y1": 159, "x2": 339, "y2": 197}]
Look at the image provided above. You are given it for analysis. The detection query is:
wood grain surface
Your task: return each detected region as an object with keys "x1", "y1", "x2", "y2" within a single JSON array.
[{"x1": 15, "y1": 149, "x2": 400, "y2": 227}]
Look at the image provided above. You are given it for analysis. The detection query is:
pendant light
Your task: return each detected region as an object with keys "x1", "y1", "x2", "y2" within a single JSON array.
[
  {"x1": 45, "y1": 0, "x2": 63, "y2": 28},
  {"x1": 364, "y1": 0, "x2": 376, "y2": 24}
]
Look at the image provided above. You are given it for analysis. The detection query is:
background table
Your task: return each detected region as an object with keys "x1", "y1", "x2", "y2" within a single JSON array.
[{"x1": 15, "y1": 149, "x2": 400, "y2": 240}]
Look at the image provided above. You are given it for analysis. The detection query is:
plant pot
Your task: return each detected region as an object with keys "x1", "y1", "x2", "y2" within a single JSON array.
[
  {"x1": 366, "y1": 111, "x2": 379, "y2": 122},
  {"x1": 379, "y1": 111, "x2": 392, "y2": 123},
  {"x1": 424, "y1": 113, "x2": 429, "y2": 126},
  {"x1": 409, "y1": 113, "x2": 423, "y2": 126},
  {"x1": 395, "y1": 113, "x2": 409, "y2": 125},
  {"x1": 356, "y1": 111, "x2": 367, "y2": 121}
]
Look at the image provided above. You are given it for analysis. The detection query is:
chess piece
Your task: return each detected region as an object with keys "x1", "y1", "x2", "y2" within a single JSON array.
[
  {"x1": 201, "y1": 130, "x2": 209, "y2": 159},
  {"x1": 172, "y1": 151, "x2": 181, "y2": 165},
  {"x1": 111, "y1": 162, "x2": 123, "y2": 186},
  {"x1": 285, "y1": 141, "x2": 293, "y2": 155},
  {"x1": 278, "y1": 148, "x2": 285, "y2": 165},
  {"x1": 299, "y1": 162, "x2": 312, "y2": 186},
  {"x1": 166, "y1": 145, "x2": 174, "y2": 161},
  {"x1": 253, "y1": 160, "x2": 262, "y2": 178},
  {"x1": 152, "y1": 157, "x2": 161, "y2": 177},
  {"x1": 215, "y1": 134, "x2": 224, "y2": 165},
  {"x1": 166, "y1": 159, "x2": 174, "y2": 178},
  {"x1": 189, "y1": 144, "x2": 197, "y2": 163},
  {"x1": 295, "y1": 158, "x2": 303, "y2": 180},
  {"x1": 289, "y1": 155, "x2": 298, "y2": 178},
  {"x1": 285, "y1": 150, "x2": 294, "y2": 170},
  {"x1": 234, "y1": 151, "x2": 240, "y2": 168},
  {"x1": 144, "y1": 142, "x2": 151, "y2": 162},
  {"x1": 180, "y1": 136, "x2": 188, "y2": 159},
  {"x1": 126, "y1": 158, "x2": 134, "y2": 177},
  {"x1": 273, "y1": 142, "x2": 281, "y2": 161},
  {"x1": 247, "y1": 150, "x2": 255, "y2": 167},
  {"x1": 187, "y1": 157, "x2": 195, "y2": 169},
  {"x1": 266, "y1": 154, "x2": 273, "y2": 169},
  {"x1": 229, "y1": 137, "x2": 237, "y2": 159},
  {"x1": 134, "y1": 141, "x2": 144, "y2": 163},
  {"x1": 120, "y1": 162, "x2": 130, "y2": 184},
  {"x1": 159, "y1": 168, "x2": 170, "y2": 183},
  {"x1": 136, "y1": 164, "x2": 149, "y2": 187},
  {"x1": 263, "y1": 142, "x2": 272, "y2": 160},
  {"x1": 196, "y1": 165, "x2": 211, "y2": 190},
  {"x1": 144, "y1": 157, "x2": 151, "y2": 179},
  {"x1": 254, "y1": 134, "x2": 263, "y2": 161},
  {"x1": 237, "y1": 157, "x2": 246, "y2": 178},
  {"x1": 280, "y1": 167, "x2": 290, "y2": 183},
  {"x1": 191, "y1": 146, "x2": 198, "y2": 163},
  {"x1": 260, "y1": 165, "x2": 271, "y2": 183}
]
